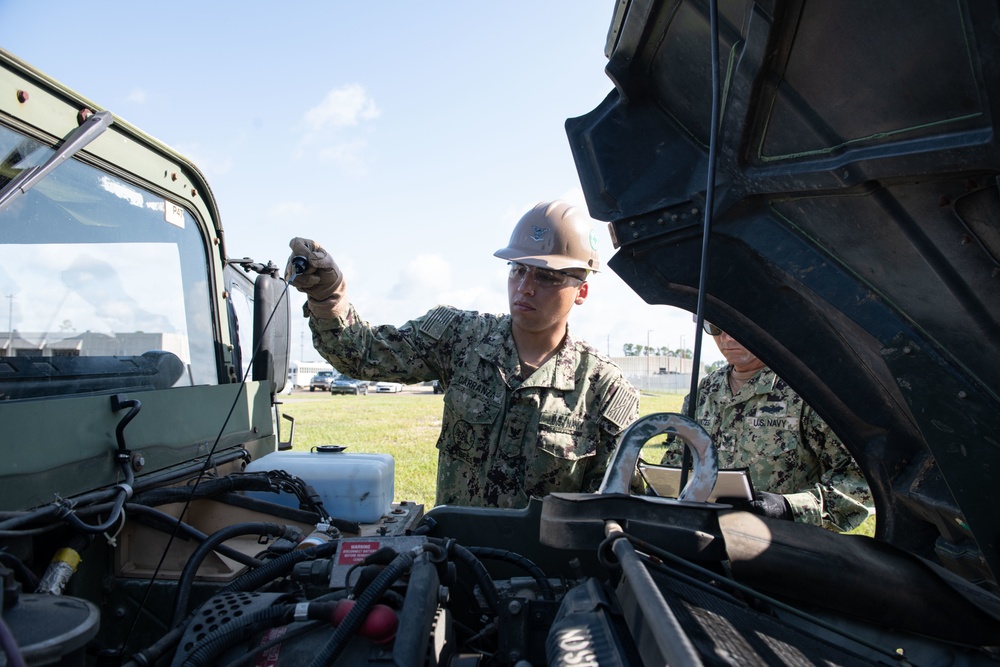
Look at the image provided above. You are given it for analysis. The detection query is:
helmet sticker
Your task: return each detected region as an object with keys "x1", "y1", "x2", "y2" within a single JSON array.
[
  {"x1": 589, "y1": 229, "x2": 599, "y2": 251},
  {"x1": 530, "y1": 226, "x2": 550, "y2": 242}
]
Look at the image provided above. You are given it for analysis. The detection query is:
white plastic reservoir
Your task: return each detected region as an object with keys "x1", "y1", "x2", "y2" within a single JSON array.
[{"x1": 245, "y1": 446, "x2": 395, "y2": 523}]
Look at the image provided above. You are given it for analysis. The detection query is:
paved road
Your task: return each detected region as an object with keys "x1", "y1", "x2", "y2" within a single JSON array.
[{"x1": 285, "y1": 384, "x2": 438, "y2": 397}]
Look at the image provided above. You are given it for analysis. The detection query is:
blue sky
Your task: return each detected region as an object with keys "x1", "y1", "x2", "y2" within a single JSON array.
[{"x1": 0, "y1": 1, "x2": 722, "y2": 364}]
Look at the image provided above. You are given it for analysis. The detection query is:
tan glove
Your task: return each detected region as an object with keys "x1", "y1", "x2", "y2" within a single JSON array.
[{"x1": 286, "y1": 237, "x2": 348, "y2": 319}]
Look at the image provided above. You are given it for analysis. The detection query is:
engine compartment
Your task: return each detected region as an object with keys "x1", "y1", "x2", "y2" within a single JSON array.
[{"x1": 4, "y1": 423, "x2": 999, "y2": 667}]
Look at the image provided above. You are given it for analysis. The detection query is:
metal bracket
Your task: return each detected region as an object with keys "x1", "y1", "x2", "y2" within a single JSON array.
[{"x1": 599, "y1": 412, "x2": 718, "y2": 502}]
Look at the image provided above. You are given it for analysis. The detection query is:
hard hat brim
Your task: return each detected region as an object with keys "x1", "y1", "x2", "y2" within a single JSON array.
[{"x1": 493, "y1": 249, "x2": 599, "y2": 273}]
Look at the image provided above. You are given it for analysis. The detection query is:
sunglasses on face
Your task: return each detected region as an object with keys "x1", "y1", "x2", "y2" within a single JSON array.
[
  {"x1": 703, "y1": 322, "x2": 723, "y2": 336},
  {"x1": 507, "y1": 262, "x2": 585, "y2": 288}
]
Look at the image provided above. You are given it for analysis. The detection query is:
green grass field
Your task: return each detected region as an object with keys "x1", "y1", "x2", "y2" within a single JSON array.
[{"x1": 278, "y1": 389, "x2": 683, "y2": 508}]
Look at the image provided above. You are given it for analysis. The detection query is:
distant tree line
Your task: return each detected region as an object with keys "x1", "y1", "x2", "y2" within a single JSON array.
[{"x1": 622, "y1": 344, "x2": 692, "y2": 359}]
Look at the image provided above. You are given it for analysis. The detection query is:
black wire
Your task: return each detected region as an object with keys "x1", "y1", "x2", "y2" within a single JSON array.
[
  {"x1": 120, "y1": 270, "x2": 297, "y2": 654},
  {"x1": 55, "y1": 396, "x2": 142, "y2": 534},
  {"x1": 307, "y1": 551, "x2": 416, "y2": 667},
  {"x1": 0, "y1": 551, "x2": 39, "y2": 591},
  {"x1": 171, "y1": 522, "x2": 292, "y2": 627},
  {"x1": 0, "y1": 524, "x2": 63, "y2": 538},
  {"x1": 59, "y1": 485, "x2": 129, "y2": 534},
  {"x1": 681, "y1": 0, "x2": 721, "y2": 491},
  {"x1": 122, "y1": 504, "x2": 263, "y2": 568},
  {"x1": 465, "y1": 546, "x2": 555, "y2": 601},
  {"x1": 218, "y1": 590, "x2": 349, "y2": 667},
  {"x1": 428, "y1": 537, "x2": 500, "y2": 616},
  {"x1": 180, "y1": 604, "x2": 294, "y2": 667}
]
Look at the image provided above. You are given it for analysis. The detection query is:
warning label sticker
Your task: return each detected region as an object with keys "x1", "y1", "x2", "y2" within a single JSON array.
[{"x1": 337, "y1": 540, "x2": 383, "y2": 565}]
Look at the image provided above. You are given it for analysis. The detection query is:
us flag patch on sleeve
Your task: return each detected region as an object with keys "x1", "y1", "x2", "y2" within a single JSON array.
[
  {"x1": 418, "y1": 306, "x2": 458, "y2": 340},
  {"x1": 603, "y1": 386, "x2": 638, "y2": 430}
]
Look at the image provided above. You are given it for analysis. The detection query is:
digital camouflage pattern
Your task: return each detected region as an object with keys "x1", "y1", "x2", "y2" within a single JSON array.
[
  {"x1": 307, "y1": 303, "x2": 640, "y2": 508},
  {"x1": 660, "y1": 366, "x2": 872, "y2": 531}
]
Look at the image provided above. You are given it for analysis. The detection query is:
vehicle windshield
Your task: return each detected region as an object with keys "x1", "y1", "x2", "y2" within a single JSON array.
[{"x1": 0, "y1": 124, "x2": 217, "y2": 400}]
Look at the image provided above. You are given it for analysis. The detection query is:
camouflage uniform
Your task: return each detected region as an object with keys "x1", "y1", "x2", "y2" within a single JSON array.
[
  {"x1": 661, "y1": 366, "x2": 872, "y2": 531},
  {"x1": 307, "y1": 303, "x2": 640, "y2": 508}
]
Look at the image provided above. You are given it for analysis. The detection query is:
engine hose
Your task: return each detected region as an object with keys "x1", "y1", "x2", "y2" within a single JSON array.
[
  {"x1": 132, "y1": 478, "x2": 361, "y2": 532},
  {"x1": 131, "y1": 473, "x2": 274, "y2": 506},
  {"x1": 0, "y1": 504, "x2": 63, "y2": 531},
  {"x1": 0, "y1": 552, "x2": 39, "y2": 592},
  {"x1": 219, "y1": 492, "x2": 360, "y2": 534},
  {"x1": 0, "y1": 616, "x2": 27, "y2": 667},
  {"x1": 0, "y1": 453, "x2": 250, "y2": 534},
  {"x1": 58, "y1": 450, "x2": 136, "y2": 535},
  {"x1": 181, "y1": 604, "x2": 294, "y2": 667},
  {"x1": 218, "y1": 540, "x2": 338, "y2": 596},
  {"x1": 171, "y1": 522, "x2": 296, "y2": 627},
  {"x1": 307, "y1": 551, "x2": 416, "y2": 667},
  {"x1": 215, "y1": 492, "x2": 327, "y2": 528},
  {"x1": 0, "y1": 525, "x2": 62, "y2": 538},
  {"x1": 428, "y1": 537, "x2": 500, "y2": 616},
  {"x1": 122, "y1": 540, "x2": 336, "y2": 667},
  {"x1": 121, "y1": 626, "x2": 185, "y2": 667},
  {"x1": 466, "y1": 546, "x2": 555, "y2": 601},
  {"x1": 133, "y1": 473, "x2": 344, "y2": 530},
  {"x1": 123, "y1": 504, "x2": 263, "y2": 569},
  {"x1": 60, "y1": 482, "x2": 129, "y2": 534},
  {"x1": 59, "y1": 395, "x2": 141, "y2": 535}
]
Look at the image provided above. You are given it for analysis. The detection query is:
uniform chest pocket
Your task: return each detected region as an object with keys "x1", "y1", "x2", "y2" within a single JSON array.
[
  {"x1": 536, "y1": 413, "x2": 599, "y2": 461},
  {"x1": 738, "y1": 414, "x2": 802, "y2": 465},
  {"x1": 439, "y1": 388, "x2": 502, "y2": 464},
  {"x1": 744, "y1": 414, "x2": 800, "y2": 443}
]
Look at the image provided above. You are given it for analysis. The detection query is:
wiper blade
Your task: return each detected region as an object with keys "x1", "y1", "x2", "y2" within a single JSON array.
[{"x1": 0, "y1": 109, "x2": 113, "y2": 212}]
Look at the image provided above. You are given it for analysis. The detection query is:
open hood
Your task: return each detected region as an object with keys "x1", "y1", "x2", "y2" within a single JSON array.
[{"x1": 568, "y1": 0, "x2": 1000, "y2": 590}]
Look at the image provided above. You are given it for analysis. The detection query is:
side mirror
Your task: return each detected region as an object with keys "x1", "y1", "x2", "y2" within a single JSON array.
[{"x1": 252, "y1": 271, "x2": 291, "y2": 395}]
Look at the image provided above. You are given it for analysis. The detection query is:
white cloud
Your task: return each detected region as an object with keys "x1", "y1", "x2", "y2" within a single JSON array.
[
  {"x1": 302, "y1": 84, "x2": 380, "y2": 131},
  {"x1": 127, "y1": 89, "x2": 147, "y2": 104},
  {"x1": 316, "y1": 137, "x2": 368, "y2": 168},
  {"x1": 388, "y1": 253, "x2": 452, "y2": 301},
  {"x1": 296, "y1": 85, "x2": 379, "y2": 167}
]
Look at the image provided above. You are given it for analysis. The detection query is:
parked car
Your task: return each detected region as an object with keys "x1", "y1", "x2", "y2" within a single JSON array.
[
  {"x1": 432, "y1": 380, "x2": 444, "y2": 394},
  {"x1": 308, "y1": 370, "x2": 337, "y2": 392},
  {"x1": 373, "y1": 381, "x2": 403, "y2": 393},
  {"x1": 329, "y1": 376, "x2": 368, "y2": 395}
]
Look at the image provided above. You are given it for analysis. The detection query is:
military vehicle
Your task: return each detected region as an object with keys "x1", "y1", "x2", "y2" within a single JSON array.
[{"x1": 3, "y1": 0, "x2": 1000, "y2": 665}]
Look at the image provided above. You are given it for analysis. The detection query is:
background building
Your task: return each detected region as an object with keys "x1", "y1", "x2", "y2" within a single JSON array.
[{"x1": 610, "y1": 355, "x2": 704, "y2": 393}]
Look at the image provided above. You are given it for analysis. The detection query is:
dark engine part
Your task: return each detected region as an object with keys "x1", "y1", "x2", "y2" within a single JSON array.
[
  {"x1": 1, "y1": 592, "x2": 99, "y2": 666},
  {"x1": 169, "y1": 539, "x2": 450, "y2": 667},
  {"x1": 6, "y1": 469, "x2": 1000, "y2": 667},
  {"x1": 545, "y1": 578, "x2": 636, "y2": 667}
]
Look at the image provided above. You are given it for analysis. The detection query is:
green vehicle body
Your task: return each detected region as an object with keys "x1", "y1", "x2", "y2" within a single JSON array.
[
  {"x1": 0, "y1": 50, "x2": 287, "y2": 504},
  {"x1": 0, "y1": 47, "x2": 301, "y2": 661}
]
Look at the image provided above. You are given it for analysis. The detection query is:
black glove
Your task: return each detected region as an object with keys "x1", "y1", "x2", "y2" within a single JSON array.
[{"x1": 719, "y1": 491, "x2": 793, "y2": 521}]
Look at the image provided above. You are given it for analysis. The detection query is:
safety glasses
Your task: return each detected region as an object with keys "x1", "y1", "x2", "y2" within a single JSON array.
[
  {"x1": 703, "y1": 322, "x2": 722, "y2": 336},
  {"x1": 507, "y1": 262, "x2": 585, "y2": 288}
]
